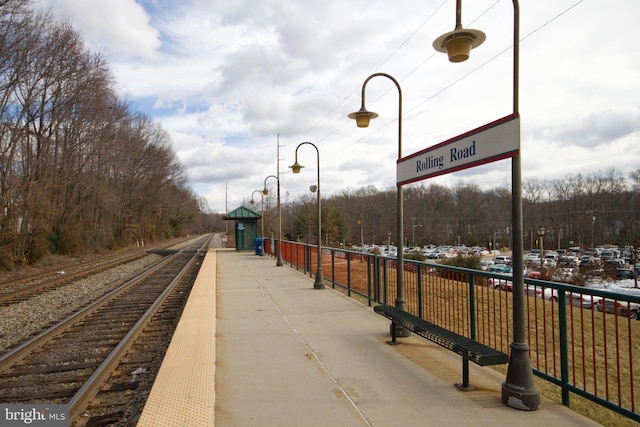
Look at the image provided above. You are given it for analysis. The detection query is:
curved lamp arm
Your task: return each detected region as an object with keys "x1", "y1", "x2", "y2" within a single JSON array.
[
  {"x1": 348, "y1": 73, "x2": 402, "y2": 158},
  {"x1": 263, "y1": 174, "x2": 278, "y2": 195}
]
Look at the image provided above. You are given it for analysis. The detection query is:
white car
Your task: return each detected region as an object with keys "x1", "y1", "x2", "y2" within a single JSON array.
[
  {"x1": 526, "y1": 253, "x2": 541, "y2": 263},
  {"x1": 569, "y1": 293, "x2": 594, "y2": 309},
  {"x1": 480, "y1": 260, "x2": 494, "y2": 271},
  {"x1": 523, "y1": 284, "x2": 594, "y2": 308},
  {"x1": 525, "y1": 284, "x2": 557, "y2": 301},
  {"x1": 488, "y1": 265, "x2": 513, "y2": 290},
  {"x1": 595, "y1": 299, "x2": 640, "y2": 319},
  {"x1": 495, "y1": 255, "x2": 512, "y2": 265}
]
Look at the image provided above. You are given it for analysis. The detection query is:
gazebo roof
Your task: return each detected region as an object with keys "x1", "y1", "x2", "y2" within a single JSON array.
[{"x1": 224, "y1": 205, "x2": 261, "y2": 220}]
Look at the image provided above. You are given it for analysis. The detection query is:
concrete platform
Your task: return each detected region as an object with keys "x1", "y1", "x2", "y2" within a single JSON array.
[{"x1": 141, "y1": 247, "x2": 602, "y2": 426}]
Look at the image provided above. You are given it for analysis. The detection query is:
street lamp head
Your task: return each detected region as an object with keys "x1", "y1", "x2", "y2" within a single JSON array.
[
  {"x1": 537, "y1": 227, "x2": 546, "y2": 237},
  {"x1": 433, "y1": 27, "x2": 485, "y2": 63},
  {"x1": 262, "y1": 188, "x2": 269, "y2": 195},
  {"x1": 289, "y1": 160, "x2": 304, "y2": 174},
  {"x1": 250, "y1": 189, "x2": 262, "y2": 205},
  {"x1": 348, "y1": 106, "x2": 379, "y2": 128},
  {"x1": 309, "y1": 185, "x2": 317, "y2": 193}
]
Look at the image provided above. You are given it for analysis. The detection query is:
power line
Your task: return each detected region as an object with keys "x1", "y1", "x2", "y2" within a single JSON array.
[
  {"x1": 291, "y1": 1, "x2": 448, "y2": 144},
  {"x1": 301, "y1": 0, "x2": 587, "y2": 161}
]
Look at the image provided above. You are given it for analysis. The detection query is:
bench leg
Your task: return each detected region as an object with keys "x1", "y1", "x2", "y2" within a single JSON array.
[
  {"x1": 455, "y1": 359, "x2": 476, "y2": 391},
  {"x1": 386, "y1": 321, "x2": 401, "y2": 346}
]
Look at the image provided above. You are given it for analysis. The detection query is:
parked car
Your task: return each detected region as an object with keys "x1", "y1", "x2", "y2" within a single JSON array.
[
  {"x1": 488, "y1": 265, "x2": 513, "y2": 290},
  {"x1": 557, "y1": 255, "x2": 579, "y2": 268},
  {"x1": 489, "y1": 264, "x2": 511, "y2": 273},
  {"x1": 523, "y1": 284, "x2": 594, "y2": 308},
  {"x1": 616, "y1": 268, "x2": 636, "y2": 279},
  {"x1": 525, "y1": 252, "x2": 540, "y2": 262},
  {"x1": 491, "y1": 277, "x2": 513, "y2": 291},
  {"x1": 599, "y1": 250, "x2": 617, "y2": 261},
  {"x1": 526, "y1": 269, "x2": 555, "y2": 280},
  {"x1": 527, "y1": 270, "x2": 542, "y2": 279},
  {"x1": 579, "y1": 255, "x2": 598, "y2": 268},
  {"x1": 494, "y1": 255, "x2": 512, "y2": 265},
  {"x1": 569, "y1": 293, "x2": 594, "y2": 309},
  {"x1": 544, "y1": 253, "x2": 558, "y2": 267},
  {"x1": 525, "y1": 284, "x2": 557, "y2": 301},
  {"x1": 480, "y1": 260, "x2": 494, "y2": 271},
  {"x1": 604, "y1": 259, "x2": 625, "y2": 269},
  {"x1": 595, "y1": 299, "x2": 640, "y2": 320}
]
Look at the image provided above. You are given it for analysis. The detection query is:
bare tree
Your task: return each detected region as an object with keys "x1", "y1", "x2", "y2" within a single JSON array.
[{"x1": 0, "y1": 3, "x2": 204, "y2": 268}]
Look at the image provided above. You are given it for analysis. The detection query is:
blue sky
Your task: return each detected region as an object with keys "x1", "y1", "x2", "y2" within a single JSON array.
[{"x1": 35, "y1": 0, "x2": 640, "y2": 213}]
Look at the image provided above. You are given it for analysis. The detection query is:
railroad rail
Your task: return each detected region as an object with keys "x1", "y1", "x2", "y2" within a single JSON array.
[
  {"x1": 0, "y1": 238, "x2": 191, "y2": 305},
  {"x1": 0, "y1": 235, "x2": 211, "y2": 425}
]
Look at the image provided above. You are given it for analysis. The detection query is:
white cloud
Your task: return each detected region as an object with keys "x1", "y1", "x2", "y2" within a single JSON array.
[
  {"x1": 37, "y1": 0, "x2": 160, "y2": 59},
  {"x1": 32, "y1": 0, "x2": 640, "y2": 213}
]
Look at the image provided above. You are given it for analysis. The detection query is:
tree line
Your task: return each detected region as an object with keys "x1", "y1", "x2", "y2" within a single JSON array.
[
  {"x1": 256, "y1": 166, "x2": 640, "y2": 252},
  {"x1": 0, "y1": 0, "x2": 209, "y2": 270}
]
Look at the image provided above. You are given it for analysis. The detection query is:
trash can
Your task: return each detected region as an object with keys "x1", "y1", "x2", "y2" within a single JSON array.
[{"x1": 255, "y1": 238, "x2": 262, "y2": 255}]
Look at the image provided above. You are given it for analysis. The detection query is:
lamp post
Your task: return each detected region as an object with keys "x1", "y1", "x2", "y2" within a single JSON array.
[
  {"x1": 493, "y1": 232, "x2": 497, "y2": 259},
  {"x1": 289, "y1": 142, "x2": 324, "y2": 289},
  {"x1": 349, "y1": 72, "x2": 409, "y2": 337},
  {"x1": 357, "y1": 213, "x2": 364, "y2": 250},
  {"x1": 412, "y1": 224, "x2": 423, "y2": 248},
  {"x1": 263, "y1": 175, "x2": 283, "y2": 266},
  {"x1": 537, "y1": 227, "x2": 545, "y2": 273},
  {"x1": 250, "y1": 190, "x2": 264, "y2": 255},
  {"x1": 591, "y1": 213, "x2": 596, "y2": 250},
  {"x1": 434, "y1": 0, "x2": 539, "y2": 410}
]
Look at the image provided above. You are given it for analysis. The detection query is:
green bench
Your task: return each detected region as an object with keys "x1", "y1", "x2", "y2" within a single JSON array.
[{"x1": 373, "y1": 304, "x2": 508, "y2": 390}]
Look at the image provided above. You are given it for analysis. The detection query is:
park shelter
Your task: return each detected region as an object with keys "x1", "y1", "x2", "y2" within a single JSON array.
[{"x1": 224, "y1": 206, "x2": 261, "y2": 251}]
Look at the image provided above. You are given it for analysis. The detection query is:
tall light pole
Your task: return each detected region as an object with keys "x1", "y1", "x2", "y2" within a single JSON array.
[
  {"x1": 412, "y1": 224, "x2": 423, "y2": 248},
  {"x1": 263, "y1": 174, "x2": 283, "y2": 266},
  {"x1": 434, "y1": 0, "x2": 539, "y2": 410},
  {"x1": 276, "y1": 135, "x2": 284, "y2": 266},
  {"x1": 357, "y1": 213, "x2": 364, "y2": 250},
  {"x1": 289, "y1": 142, "x2": 324, "y2": 289},
  {"x1": 591, "y1": 213, "x2": 596, "y2": 249},
  {"x1": 250, "y1": 190, "x2": 264, "y2": 255},
  {"x1": 537, "y1": 227, "x2": 546, "y2": 274},
  {"x1": 349, "y1": 72, "x2": 409, "y2": 337}
]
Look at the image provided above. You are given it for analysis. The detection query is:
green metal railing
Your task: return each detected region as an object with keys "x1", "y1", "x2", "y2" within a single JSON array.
[{"x1": 275, "y1": 239, "x2": 640, "y2": 423}]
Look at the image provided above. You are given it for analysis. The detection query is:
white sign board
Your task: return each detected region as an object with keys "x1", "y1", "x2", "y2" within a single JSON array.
[{"x1": 397, "y1": 114, "x2": 520, "y2": 186}]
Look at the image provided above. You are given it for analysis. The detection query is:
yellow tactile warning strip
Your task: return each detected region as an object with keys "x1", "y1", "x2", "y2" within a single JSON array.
[{"x1": 137, "y1": 249, "x2": 217, "y2": 427}]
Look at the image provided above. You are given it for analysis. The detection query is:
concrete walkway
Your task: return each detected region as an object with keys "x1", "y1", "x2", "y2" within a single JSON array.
[{"x1": 213, "y1": 249, "x2": 601, "y2": 426}]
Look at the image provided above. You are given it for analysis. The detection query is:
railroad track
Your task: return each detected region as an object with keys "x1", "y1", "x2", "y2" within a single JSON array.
[
  {"x1": 0, "y1": 238, "x2": 191, "y2": 306},
  {"x1": 0, "y1": 235, "x2": 211, "y2": 426}
]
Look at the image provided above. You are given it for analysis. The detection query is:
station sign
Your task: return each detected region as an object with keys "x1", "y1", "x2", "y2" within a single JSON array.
[{"x1": 397, "y1": 114, "x2": 520, "y2": 186}]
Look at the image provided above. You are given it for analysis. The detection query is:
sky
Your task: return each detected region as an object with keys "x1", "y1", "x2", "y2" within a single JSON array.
[{"x1": 33, "y1": 0, "x2": 640, "y2": 214}]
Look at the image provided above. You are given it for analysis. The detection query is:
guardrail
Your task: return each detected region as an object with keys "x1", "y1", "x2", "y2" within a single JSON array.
[{"x1": 275, "y1": 240, "x2": 640, "y2": 424}]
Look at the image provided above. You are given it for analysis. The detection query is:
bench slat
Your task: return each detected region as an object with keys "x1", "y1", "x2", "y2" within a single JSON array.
[{"x1": 374, "y1": 305, "x2": 508, "y2": 366}]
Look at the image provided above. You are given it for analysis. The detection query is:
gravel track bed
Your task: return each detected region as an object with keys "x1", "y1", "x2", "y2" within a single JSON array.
[{"x1": 0, "y1": 255, "x2": 163, "y2": 353}]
